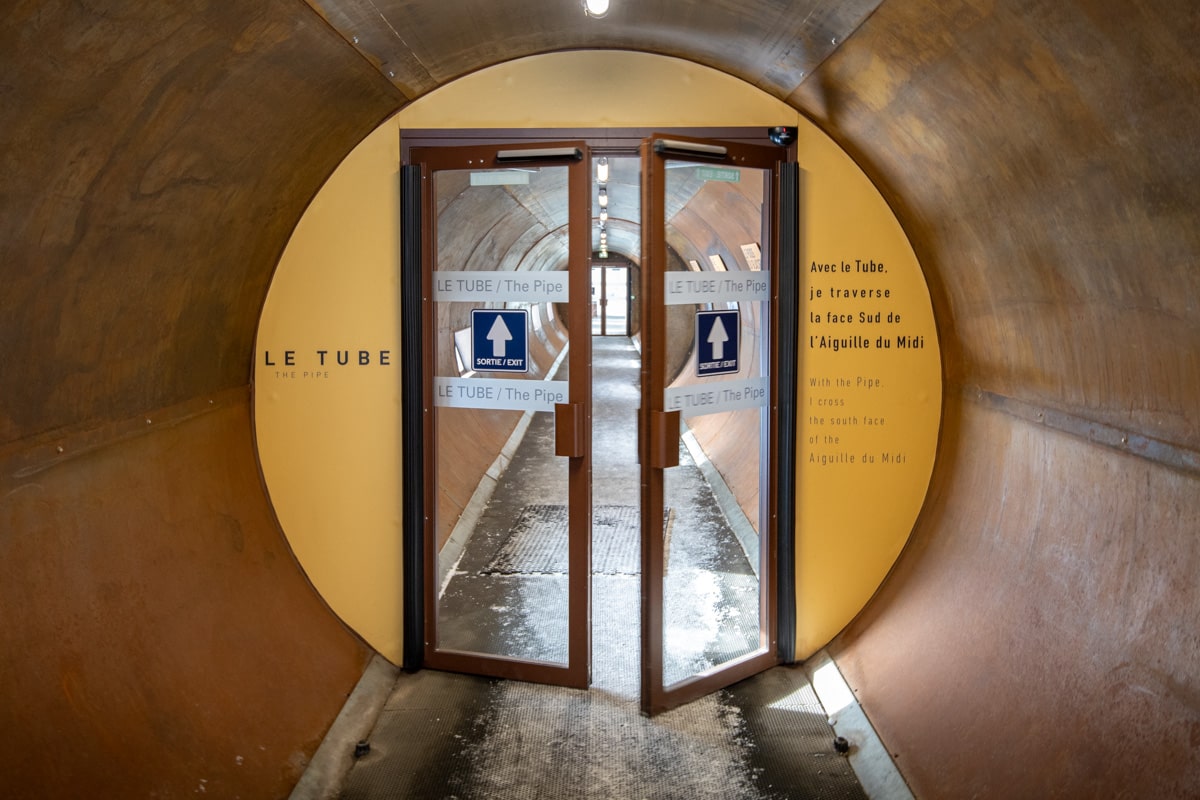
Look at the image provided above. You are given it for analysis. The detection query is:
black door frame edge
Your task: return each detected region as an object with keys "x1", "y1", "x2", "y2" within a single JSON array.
[
  {"x1": 400, "y1": 164, "x2": 425, "y2": 672},
  {"x1": 775, "y1": 161, "x2": 800, "y2": 663}
]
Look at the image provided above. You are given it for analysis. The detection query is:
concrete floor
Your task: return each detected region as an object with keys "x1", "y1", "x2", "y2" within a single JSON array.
[{"x1": 337, "y1": 337, "x2": 865, "y2": 798}]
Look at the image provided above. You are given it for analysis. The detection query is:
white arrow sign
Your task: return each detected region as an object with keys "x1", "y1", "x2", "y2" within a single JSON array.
[
  {"x1": 487, "y1": 315, "x2": 513, "y2": 357},
  {"x1": 707, "y1": 315, "x2": 729, "y2": 360}
]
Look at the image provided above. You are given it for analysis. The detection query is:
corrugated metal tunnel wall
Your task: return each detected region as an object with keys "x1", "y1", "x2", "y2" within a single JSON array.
[{"x1": 2, "y1": 1, "x2": 1197, "y2": 799}]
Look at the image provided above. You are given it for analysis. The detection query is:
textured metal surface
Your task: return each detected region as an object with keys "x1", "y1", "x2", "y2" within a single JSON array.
[
  {"x1": 482, "y1": 504, "x2": 642, "y2": 576},
  {"x1": 0, "y1": 0, "x2": 403, "y2": 447},
  {"x1": 305, "y1": 0, "x2": 882, "y2": 102},
  {"x1": 832, "y1": 402, "x2": 1200, "y2": 798},
  {"x1": 791, "y1": 0, "x2": 1200, "y2": 452},
  {"x1": 975, "y1": 387, "x2": 1200, "y2": 477},
  {"x1": 0, "y1": 399, "x2": 371, "y2": 799},
  {"x1": 0, "y1": 2, "x2": 400, "y2": 796},
  {"x1": 794, "y1": 3, "x2": 1200, "y2": 796}
]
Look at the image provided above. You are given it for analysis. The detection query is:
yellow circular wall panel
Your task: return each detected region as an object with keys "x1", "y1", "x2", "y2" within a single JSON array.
[{"x1": 254, "y1": 50, "x2": 941, "y2": 665}]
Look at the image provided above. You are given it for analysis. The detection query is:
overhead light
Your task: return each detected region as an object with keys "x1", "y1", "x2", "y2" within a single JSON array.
[
  {"x1": 596, "y1": 156, "x2": 609, "y2": 184},
  {"x1": 599, "y1": 208, "x2": 608, "y2": 222},
  {"x1": 597, "y1": 188, "x2": 608, "y2": 208},
  {"x1": 583, "y1": 0, "x2": 610, "y2": 18}
]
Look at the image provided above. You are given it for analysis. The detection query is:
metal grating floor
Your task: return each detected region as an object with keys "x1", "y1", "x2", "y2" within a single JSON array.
[{"x1": 482, "y1": 504, "x2": 666, "y2": 576}]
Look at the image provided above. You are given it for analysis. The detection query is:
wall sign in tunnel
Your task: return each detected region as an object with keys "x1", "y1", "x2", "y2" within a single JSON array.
[
  {"x1": 471, "y1": 309, "x2": 529, "y2": 372},
  {"x1": 696, "y1": 309, "x2": 740, "y2": 376}
]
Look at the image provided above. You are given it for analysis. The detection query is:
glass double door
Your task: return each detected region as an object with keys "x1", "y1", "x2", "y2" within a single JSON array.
[{"x1": 414, "y1": 136, "x2": 780, "y2": 713}]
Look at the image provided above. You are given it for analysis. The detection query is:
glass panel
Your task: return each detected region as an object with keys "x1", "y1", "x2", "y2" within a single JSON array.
[
  {"x1": 591, "y1": 265, "x2": 630, "y2": 337},
  {"x1": 606, "y1": 267, "x2": 629, "y2": 335},
  {"x1": 431, "y1": 164, "x2": 572, "y2": 666},
  {"x1": 660, "y1": 160, "x2": 770, "y2": 687},
  {"x1": 591, "y1": 266, "x2": 604, "y2": 335}
]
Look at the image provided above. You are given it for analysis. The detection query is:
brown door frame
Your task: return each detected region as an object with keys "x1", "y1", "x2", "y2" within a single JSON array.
[
  {"x1": 638, "y1": 133, "x2": 783, "y2": 715},
  {"x1": 414, "y1": 141, "x2": 592, "y2": 688},
  {"x1": 400, "y1": 127, "x2": 798, "y2": 703}
]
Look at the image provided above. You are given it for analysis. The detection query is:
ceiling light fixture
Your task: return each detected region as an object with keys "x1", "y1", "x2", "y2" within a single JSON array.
[
  {"x1": 596, "y1": 156, "x2": 609, "y2": 183},
  {"x1": 583, "y1": 0, "x2": 610, "y2": 19},
  {"x1": 597, "y1": 188, "x2": 608, "y2": 208}
]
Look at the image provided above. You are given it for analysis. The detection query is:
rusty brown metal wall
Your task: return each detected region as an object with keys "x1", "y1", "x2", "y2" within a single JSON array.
[
  {"x1": 0, "y1": 396, "x2": 372, "y2": 798},
  {"x1": 0, "y1": 2, "x2": 404, "y2": 797},
  {"x1": 0, "y1": 1, "x2": 401, "y2": 446},
  {"x1": 793, "y1": 1, "x2": 1200, "y2": 796}
]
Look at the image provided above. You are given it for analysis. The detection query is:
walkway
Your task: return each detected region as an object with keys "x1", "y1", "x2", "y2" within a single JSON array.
[{"x1": 338, "y1": 337, "x2": 865, "y2": 799}]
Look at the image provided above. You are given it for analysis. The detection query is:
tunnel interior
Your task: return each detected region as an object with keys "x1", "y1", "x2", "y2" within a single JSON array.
[{"x1": 3, "y1": 1, "x2": 1199, "y2": 798}]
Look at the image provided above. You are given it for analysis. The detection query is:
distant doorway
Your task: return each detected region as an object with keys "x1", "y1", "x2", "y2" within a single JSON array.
[{"x1": 591, "y1": 265, "x2": 630, "y2": 336}]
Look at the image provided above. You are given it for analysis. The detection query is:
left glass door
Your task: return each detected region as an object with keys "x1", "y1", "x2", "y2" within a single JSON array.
[{"x1": 413, "y1": 142, "x2": 591, "y2": 688}]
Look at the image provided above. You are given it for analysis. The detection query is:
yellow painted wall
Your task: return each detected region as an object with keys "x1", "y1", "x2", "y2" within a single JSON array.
[
  {"x1": 254, "y1": 121, "x2": 404, "y2": 660},
  {"x1": 793, "y1": 126, "x2": 942, "y2": 656},
  {"x1": 254, "y1": 49, "x2": 940, "y2": 665}
]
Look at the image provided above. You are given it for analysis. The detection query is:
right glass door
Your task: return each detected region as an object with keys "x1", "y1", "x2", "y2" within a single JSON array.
[{"x1": 640, "y1": 134, "x2": 780, "y2": 715}]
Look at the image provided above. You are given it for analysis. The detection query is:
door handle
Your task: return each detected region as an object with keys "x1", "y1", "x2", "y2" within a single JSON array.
[
  {"x1": 554, "y1": 402, "x2": 585, "y2": 458},
  {"x1": 648, "y1": 409, "x2": 680, "y2": 469}
]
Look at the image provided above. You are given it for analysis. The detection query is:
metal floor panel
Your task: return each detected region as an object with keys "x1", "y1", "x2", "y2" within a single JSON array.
[{"x1": 482, "y1": 504, "x2": 645, "y2": 576}]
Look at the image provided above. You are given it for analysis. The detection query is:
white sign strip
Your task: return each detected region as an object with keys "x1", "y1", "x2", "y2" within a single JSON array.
[
  {"x1": 435, "y1": 271, "x2": 569, "y2": 303},
  {"x1": 664, "y1": 271, "x2": 770, "y2": 305},
  {"x1": 435, "y1": 377, "x2": 569, "y2": 412},
  {"x1": 665, "y1": 376, "x2": 768, "y2": 418}
]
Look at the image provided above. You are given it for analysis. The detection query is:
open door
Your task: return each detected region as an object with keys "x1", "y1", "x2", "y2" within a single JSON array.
[
  {"x1": 639, "y1": 134, "x2": 782, "y2": 714},
  {"x1": 413, "y1": 142, "x2": 592, "y2": 688}
]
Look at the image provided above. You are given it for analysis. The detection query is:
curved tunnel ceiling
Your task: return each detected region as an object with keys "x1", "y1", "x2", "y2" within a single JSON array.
[
  {"x1": 306, "y1": 0, "x2": 883, "y2": 102},
  {"x1": 438, "y1": 150, "x2": 758, "y2": 275}
]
